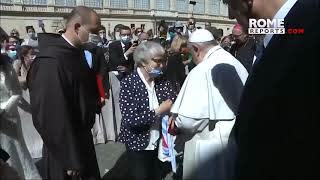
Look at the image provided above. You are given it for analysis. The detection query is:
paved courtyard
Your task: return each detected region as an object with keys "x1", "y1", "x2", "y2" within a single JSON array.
[{"x1": 95, "y1": 142, "x2": 176, "y2": 180}]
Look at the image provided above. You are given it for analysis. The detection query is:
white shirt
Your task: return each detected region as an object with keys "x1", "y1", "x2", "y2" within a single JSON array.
[
  {"x1": 264, "y1": 0, "x2": 298, "y2": 47},
  {"x1": 137, "y1": 68, "x2": 160, "y2": 150},
  {"x1": 62, "y1": 34, "x2": 75, "y2": 47},
  {"x1": 84, "y1": 50, "x2": 93, "y2": 68},
  {"x1": 121, "y1": 41, "x2": 129, "y2": 60},
  {"x1": 187, "y1": 29, "x2": 196, "y2": 37}
]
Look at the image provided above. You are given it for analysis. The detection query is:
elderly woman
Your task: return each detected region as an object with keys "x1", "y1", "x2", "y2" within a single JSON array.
[{"x1": 118, "y1": 41, "x2": 176, "y2": 180}]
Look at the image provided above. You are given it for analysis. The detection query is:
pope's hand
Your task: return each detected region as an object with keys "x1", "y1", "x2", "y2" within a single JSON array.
[{"x1": 168, "y1": 116, "x2": 176, "y2": 130}]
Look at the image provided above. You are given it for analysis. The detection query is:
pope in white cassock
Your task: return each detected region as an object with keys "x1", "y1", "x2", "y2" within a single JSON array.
[{"x1": 170, "y1": 29, "x2": 248, "y2": 180}]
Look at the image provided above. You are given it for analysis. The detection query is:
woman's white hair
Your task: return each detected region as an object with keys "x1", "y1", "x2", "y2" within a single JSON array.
[{"x1": 133, "y1": 41, "x2": 165, "y2": 66}]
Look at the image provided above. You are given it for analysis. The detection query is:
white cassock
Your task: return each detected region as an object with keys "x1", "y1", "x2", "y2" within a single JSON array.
[{"x1": 171, "y1": 45, "x2": 248, "y2": 180}]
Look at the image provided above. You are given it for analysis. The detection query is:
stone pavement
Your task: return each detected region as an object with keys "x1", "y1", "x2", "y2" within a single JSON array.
[
  {"x1": 95, "y1": 142, "x2": 127, "y2": 179},
  {"x1": 95, "y1": 142, "x2": 177, "y2": 180},
  {"x1": 34, "y1": 142, "x2": 178, "y2": 179}
]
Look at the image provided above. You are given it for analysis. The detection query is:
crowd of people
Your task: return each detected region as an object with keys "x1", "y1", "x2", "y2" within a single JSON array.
[{"x1": 0, "y1": 0, "x2": 318, "y2": 179}]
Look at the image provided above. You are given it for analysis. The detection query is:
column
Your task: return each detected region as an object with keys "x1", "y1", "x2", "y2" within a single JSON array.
[
  {"x1": 170, "y1": 0, "x2": 176, "y2": 11},
  {"x1": 128, "y1": 0, "x2": 134, "y2": 9}
]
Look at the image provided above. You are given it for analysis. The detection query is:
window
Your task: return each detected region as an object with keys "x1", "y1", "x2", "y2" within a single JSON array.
[
  {"x1": 23, "y1": 0, "x2": 47, "y2": 5},
  {"x1": 176, "y1": 0, "x2": 188, "y2": 13},
  {"x1": 0, "y1": 0, "x2": 13, "y2": 4},
  {"x1": 208, "y1": 0, "x2": 220, "y2": 15},
  {"x1": 220, "y1": 3, "x2": 228, "y2": 16},
  {"x1": 134, "y1": 0, "x2": 149, "y2": 9},
  {"x1": 84, "y1": 0, "x2": 102, "y2": 8},
  {"x1": 194, "y1": 0, "x2": 205, "y2": 14},
  {"x1": 141, "y1": 24, "x2": 145, "y2": 31},
  {"x1": 55, "y1": 0, "x2": 76, "y2": 6},
  {"x1": 156, "y1": 0, "x2": 170, "y2": 10},
  {"x1": 110, "y1": 0, "x2": 128, "y2": 8}
]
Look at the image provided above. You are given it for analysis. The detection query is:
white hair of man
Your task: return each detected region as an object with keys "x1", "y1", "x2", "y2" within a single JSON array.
[{"x1": 133, "y1": 41, "x2": 165, "y2": 67}]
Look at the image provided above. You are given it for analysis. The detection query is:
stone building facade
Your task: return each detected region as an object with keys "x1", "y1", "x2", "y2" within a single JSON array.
[{"x1": 0, "y1": 0, "x2": 235, "y2": 39}]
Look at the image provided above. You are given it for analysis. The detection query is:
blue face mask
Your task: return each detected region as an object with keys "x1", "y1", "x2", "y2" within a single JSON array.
[
  {"x1": 7, "y1": 50, "x2": 17, "y2": 59},
  {"x1": 146, "y1": 66, "x2": 163, "y2": 78},
  {"x1": 121, "y1": 35, "x2": 131, "y2": 44}
]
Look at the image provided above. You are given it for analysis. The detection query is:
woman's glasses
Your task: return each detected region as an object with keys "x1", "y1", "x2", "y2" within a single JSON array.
[{"x1": 152, "y1": 57, "x2": 167, "y2": 65}]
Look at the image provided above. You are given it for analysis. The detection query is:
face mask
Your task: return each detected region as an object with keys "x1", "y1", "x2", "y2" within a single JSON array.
[
  {"x1": 121, "y1": 35, "x2": 131, "y2": 44},
  {"x1": 145, "y1": 65, "x2": 163, "y2": 78},
  {"x1": 169, "y1": 32, "x2": 175, "y2": 39},
  {"x1": 84, "y1": 34, "x2": 101, "y2": 50},
  {"x1": 7, "y1": 50, "x2": 17, "y2": 59},
  {"x1": 28, "y1": 32, "x2": 36, "y2": 39},
  {"x1": 75, "y1": 27, "x2": 93, "y2": 49},
  {"x1": 88, "y1": 33, "x2": 101, "y2": 45}
]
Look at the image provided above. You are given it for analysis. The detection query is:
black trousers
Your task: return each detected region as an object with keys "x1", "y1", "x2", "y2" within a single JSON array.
[{"x1": 127, "y1": 148, "x2": 165, "y2": 180}]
